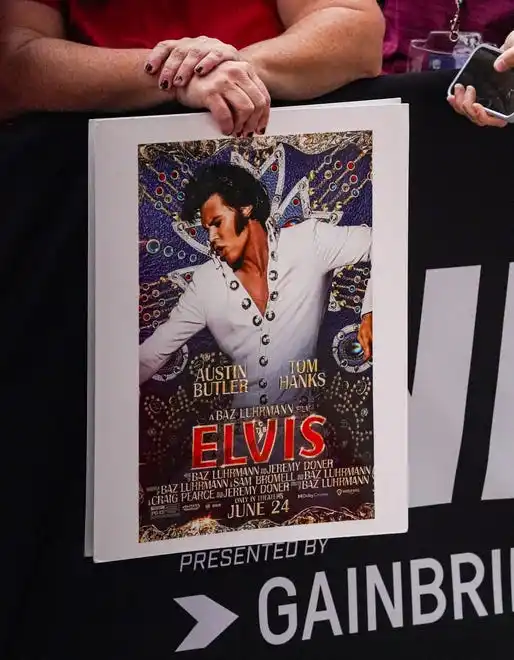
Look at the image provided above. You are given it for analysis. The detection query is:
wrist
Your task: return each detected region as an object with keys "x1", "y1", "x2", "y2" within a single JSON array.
[
  {"x1": 135, "y1": 50, "x2": 177, "y2": 106},
  {"x1": 239, "y1": 45, "x2": 270, "y2": 88}
]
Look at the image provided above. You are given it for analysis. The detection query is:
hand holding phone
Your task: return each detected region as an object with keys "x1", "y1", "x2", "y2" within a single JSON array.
[{"x1": 447, "y1": 42, "x2": 514, "y2": 127}]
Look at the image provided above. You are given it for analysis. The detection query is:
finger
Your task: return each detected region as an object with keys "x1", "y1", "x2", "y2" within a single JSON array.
[
  {"x1": 195, "y1": 49, "x2": 238, "y2": 76},
  {"x1": 447, "y1": 94, "x2": 464, "y2": 115},
  {"x1": 205, "y1": 93, "x2": 235, "y2": 136},
  {"x1": 468, "y1": 103, "x2": 487, "y2": 126},
  {"x1": 233, "y1": 76, "x2": 268, "y2": 136},
  {"x1": 450, "y1": 83, "x2": 466, "y2": 115},
  {"x1": 473, "y1": 103, "x2": 508, "y2": 128},
  {"x1": 158, "y1": 48, "x2": 189, "y2": 90},
  {"x1": 145, "y1": 41, "x2": 177, "y2": 75},
  {"x1": 495, "y1": 46, "x2": 514, "y2": 72},
  {"x1": 222, "y1": 86, "x2": 256, "y2": 135},
  {"x1": 357, "y1": 327, "x2": 365, "y2": 347},
  {"x1": 470, "y1": 103, "x2": 490, "y2": 127},
  {"x1": 364, "y1": 335, "x2": 373, "y2": 360},
  {"x1": 173, "y1": 51, "x2": 204, "y2": 87},
  {"x1": 235, "y1": 84, "x2": 263, "y2": 136},
  {"x1": 454, "y1": 82, "x2": 466, "y2": 103},
  {"x1": 249, "y1": 71, "x2": 271, "y2": 134},
  {"x1": 461, "y1": 85, "x2": 481, "y2": 123}
]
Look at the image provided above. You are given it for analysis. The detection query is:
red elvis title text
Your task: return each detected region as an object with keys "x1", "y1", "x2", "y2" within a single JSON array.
[{"x1": 192, "y1": 414, "x2": 326, "y2": 469}]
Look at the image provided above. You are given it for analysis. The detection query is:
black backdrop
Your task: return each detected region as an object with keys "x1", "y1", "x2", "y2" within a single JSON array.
[{"x1": 1, "y1": 71, "x2": 514, "y2": 659}]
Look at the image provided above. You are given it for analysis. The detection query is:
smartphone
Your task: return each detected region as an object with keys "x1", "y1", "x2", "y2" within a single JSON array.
[{"x1": 448, "y1": 44, "x2": 514, "y2": 122}]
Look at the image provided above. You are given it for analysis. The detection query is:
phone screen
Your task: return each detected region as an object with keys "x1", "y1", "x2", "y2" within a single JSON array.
[{"x1": 452, "y1": 46, "x2": 514, "y2": 116}]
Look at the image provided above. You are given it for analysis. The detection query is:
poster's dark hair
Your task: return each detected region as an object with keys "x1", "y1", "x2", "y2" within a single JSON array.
[{"x1": 182, "y1": 163, "x2": 271, "y2": 230}]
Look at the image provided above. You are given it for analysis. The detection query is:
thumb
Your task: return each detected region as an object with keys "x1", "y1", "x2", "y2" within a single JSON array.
[
  {"x1": 495, "y1": 45, "x2": 514, "y2": 72},
  {"x1": 502, "y1": 31, "x2": 514, "y2": 52}
]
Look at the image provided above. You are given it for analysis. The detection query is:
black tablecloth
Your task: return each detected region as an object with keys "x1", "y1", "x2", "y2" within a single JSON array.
[{"x1": 1, "y1": 71, "x2": 514, "y2": 659}]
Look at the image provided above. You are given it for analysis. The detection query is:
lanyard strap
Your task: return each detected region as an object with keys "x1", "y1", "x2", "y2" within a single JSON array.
[{"x1": 449, "y1": 0, "x2": 465, "y2": 42}]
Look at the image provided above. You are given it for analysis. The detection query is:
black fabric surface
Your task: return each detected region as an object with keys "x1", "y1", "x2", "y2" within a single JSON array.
[{"x1": 1, "y1": 71, "x2": 514, "y2": 659}]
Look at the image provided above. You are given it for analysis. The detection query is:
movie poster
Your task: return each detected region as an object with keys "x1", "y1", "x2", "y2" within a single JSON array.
[
  {"x1": 88, "y1": 102, "x2": 408, "y2": 561},
  {"x1": 138, "y1": 131, "x2": 375, "y2": 542}
]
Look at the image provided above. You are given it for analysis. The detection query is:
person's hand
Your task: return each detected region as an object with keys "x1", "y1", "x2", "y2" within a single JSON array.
[
  {"x1": 495, "y1": 30, "x2": 514, "y2": 73},
  {"x1": 175, "y1": 60, "x2": 270, "y2": 137},
  {"x1": 447, "y1": 31, "x2": 514, "y2": 128},
  {"x1": 447, "y1": 84, "x2": 507, "y2": 127},
  {"x1": 357, "y1": 312, "x2": 373, "y2": 361},
  {"x1": 144, "y1": 36, "x2": 239, "y2": 90}
]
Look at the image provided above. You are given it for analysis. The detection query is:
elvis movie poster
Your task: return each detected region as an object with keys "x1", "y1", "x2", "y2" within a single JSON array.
[{"x1": 88, "y1": 102, "x2": 409, "y2": 562}]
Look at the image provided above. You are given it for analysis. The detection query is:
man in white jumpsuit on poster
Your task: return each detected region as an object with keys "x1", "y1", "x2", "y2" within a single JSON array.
[{"x1": 139, "y1": 163, "x2": 373, "y2": 411}]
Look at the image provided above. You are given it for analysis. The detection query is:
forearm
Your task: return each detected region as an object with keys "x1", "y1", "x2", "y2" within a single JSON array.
[
  {"x1": 240, "y1": 6, "x2": 384, "y2": 100},
  {"x1": 139, "y1": 327, "x2": 177, "y2": 384},
  {"x1": 139, "y1": 304, "x2": 204, "y2": 384},
  {"x1": 0, "y1": 35, "x2": 173, "y2": 116}
]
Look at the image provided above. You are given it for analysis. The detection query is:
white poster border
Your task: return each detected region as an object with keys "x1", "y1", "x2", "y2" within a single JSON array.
[{"x1": 88, "y1": 101, "x2": 409, "y2": 562}]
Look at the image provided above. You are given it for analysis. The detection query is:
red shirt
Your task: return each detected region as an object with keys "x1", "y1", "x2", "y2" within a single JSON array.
[
  {"x1": 383, "y1": 0, "x2": 514, "y2": 73},
  {"x1": 35, "y1": 0, "x2": 284, "y2": 50}
]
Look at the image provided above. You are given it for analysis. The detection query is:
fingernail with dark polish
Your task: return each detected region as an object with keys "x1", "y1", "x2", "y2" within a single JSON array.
[
  {"x1": 248, "y1": 132, "x2": 254, "y2": 138},
  {"x1": 145, "y1": 63, "x2": 153, "y2": 73},
  {"x1": 236, "y1": 132, "x2": 243, "y2": 137},
  {"x1": 259, "y1": 127, "x2": 266, "y2": 134},
  {"x1": 160, "y1": 80, "x2": 169, "y2": 90},
  {"x1": 196, "y1": 66, "x2": 203, "y2": 74}
]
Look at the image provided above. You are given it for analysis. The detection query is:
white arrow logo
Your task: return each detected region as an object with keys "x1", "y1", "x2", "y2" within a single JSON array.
[{"x1": 174, "y1": 595, "x2": 238, "y2": 652}]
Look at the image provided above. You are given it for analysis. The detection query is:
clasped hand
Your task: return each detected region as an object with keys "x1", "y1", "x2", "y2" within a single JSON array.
[{"x1": 145, "y1": 36, "x2": 270, "y2": 136}]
